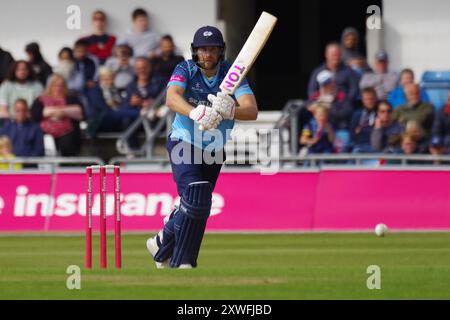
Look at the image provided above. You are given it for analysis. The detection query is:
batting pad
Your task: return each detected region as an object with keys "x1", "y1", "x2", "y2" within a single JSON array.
[
  {"x1": 170, "y1": 181, "x2": 212, "y2": 268},
  {"x1": 154, "y1": 207, "x2": 179, "y2": 263}
]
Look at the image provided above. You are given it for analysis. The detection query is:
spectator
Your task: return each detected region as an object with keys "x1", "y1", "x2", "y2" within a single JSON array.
[
  {"x1": 25, "y1": 42, "x2": 53, "y2": 87},
  {"x1": 67, "y1": 39, "x2": 98, "y2": 93},
  {"x1": 347, "y1": 55, "x2": 372, "y2": 79},
  {"x1": 0, "y1": 46, "x2": 14, "y2": 84},
  {"x1": 346, "y1": 55, "x2": 372, "y2": 103},
  {"x1": 122, "y1": 57, "x2": 165, "y2": 117},
  {"x1": 308, "y1": 42, "x2": 359, "y2": 102},
  {"x1": 85, "y1": 67, "x2": 139, "y2": 136},
  {"x1": 430, "y1": 91, "x2": 450, "y2": 155},
  {"x1": 388, "y1": 68, "x2": 430, "y2": 109},
  {"x1": 79, "y1": 10, "x2": 116, "y2": 65},
  {"x1": 105, "y1": 44, "x2": 135, "y2": 92},
  {"x1": 360, "y1": 50, "x2": 398, "y2": 100},
  {"x1": 30, "y1": 74, "x2": 84, "y2": 156},
  {"x1": 300, "y1": 103, "x2": 335, "y2": 154},
  {"x1": 0, "y1": 135, "x2": 21, "y2": 170},
  {"x1": 150, "y1": 35, "x2": 184, "y2": 85},
  {"x1": 0, "y1": 60, "x2": 43, "y2": 121},
  {"x1": 397, "y1": 133, "x2": 419, "y2": 155},
  {"x1": 340, "y1": 27, "x2": 361, "y2": 63},
  {"x1": 0, "y1": 99, "x2": 44, "y2": 156},
  {"x1": 350, "y1": 87, "x2": 378, "y2": 153},
  {"x1": 393, "y1": 83, "x2": 434, "y2": 137},
  {"x1": 308, "y1": 69, "x2": 353, "y2": 130},
  {"x1": 53, "y1": 47, "x2": 75, "y2": 82},
  {"x1": 370, "y1": 100, "x2": 402, "y2": 152},
  {"x1": 340, "y1": 27, "x2": 371, "y2": 73},
  {"x1": 404, "y1": 120, "x2": 429, "y2": 154},
  {"x1": 118, "y1": 8, "x2": 161, "y2": 58}
]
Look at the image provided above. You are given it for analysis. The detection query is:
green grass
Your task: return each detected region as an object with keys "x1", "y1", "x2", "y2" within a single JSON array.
[{"x1": 0, "y1": 232, "x2": 449, "y2": 299}]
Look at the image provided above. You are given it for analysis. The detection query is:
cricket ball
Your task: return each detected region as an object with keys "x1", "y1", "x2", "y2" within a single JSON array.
[{"x1": 375, "y1": 223, "x2": 388, "y2": 237}]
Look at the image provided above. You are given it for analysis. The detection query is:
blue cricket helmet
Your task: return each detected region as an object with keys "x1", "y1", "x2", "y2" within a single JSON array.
[
  {"x1": 191, "y1": 26, "x2": 226, "y2": 66},
  {"x1": 191, "y1": 26, "x2": 225, "y2": 48}
]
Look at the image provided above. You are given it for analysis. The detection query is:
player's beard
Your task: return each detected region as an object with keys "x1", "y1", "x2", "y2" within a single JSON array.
[{"x1": 198, "y1": 59, "x2": 218, "y2": 71}]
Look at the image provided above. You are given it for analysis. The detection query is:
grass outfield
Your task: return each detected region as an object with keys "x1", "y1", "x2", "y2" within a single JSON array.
[{"x1": 0, "y1": 232, "x2": 449, "y2": 299}]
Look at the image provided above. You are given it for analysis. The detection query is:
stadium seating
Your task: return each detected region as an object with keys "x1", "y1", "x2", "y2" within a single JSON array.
[{"x1": 421, "y1": 71, "x2": 450, "y2": 111}]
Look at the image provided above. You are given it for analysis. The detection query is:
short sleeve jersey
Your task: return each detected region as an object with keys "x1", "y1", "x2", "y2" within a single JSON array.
[{"x1": 167, "y1": 59, "x2": 253, "y2": 150}]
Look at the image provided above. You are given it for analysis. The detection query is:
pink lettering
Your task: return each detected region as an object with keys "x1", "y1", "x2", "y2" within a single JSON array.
[
  {"x1": 228, "y1": 72, "x2": 240, "y2": 82},
  {"x1": 233, "y1": 65, "x2": 245, "y2": 74},
  {"x1": 223, "y1": 80, "x2": 234, "y2": 88}
]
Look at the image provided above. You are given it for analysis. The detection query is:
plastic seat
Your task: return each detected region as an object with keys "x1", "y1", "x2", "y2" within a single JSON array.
[{"x1": 421, "y1": 71, "x2": 450, "y2": 111}]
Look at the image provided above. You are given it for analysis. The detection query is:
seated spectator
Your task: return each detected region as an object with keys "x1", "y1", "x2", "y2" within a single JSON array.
[
  {"x1": 67, "y1": 40, "x2": 98, "y2": 93},
  {"x1": 404, "y1": 120, "x2": 429, "y2": 154},
  {"x1": 150, "y1": 35, "x2": 184, "y2": 85},
  {"x1": 370, "y1": 101, "x2": 402, "y2": 152},
  {"x1": 393, "y1": 83, "x2": 434, "y2": 137},
  {"x1": 79, "y1": 10, "x2": 116, "y2": 65},
  {"x1": 53, "y1": 47, "x2": 75, "y2": 82},
  {"x1": 388, "y1": 68, "x2": 430, "y2": 109},
  {"x1": 430, "y1": 91, "x2": 450, "y2": 155},
  {"x1": 350, "y1": 87, "x2": 378, "y2": 153},
  {"x1": 25, "y1": 42, "x2": 53, "y2": 87},
  {"x1": 385, "y1": 133, "x2": 427, "y2": 165},
  {"x1": 347, "y1": 55, "x2": 372, "y2": 103},
  {"x1": 122, "y1": 57, "x2": 165, "y2": 117},
  {"x1": 396, "y1": 133, "x2": 419, "y2": 155},
  {"x1": 347, "y1": 55, "x2": 372, "y2": 78},
  {"x1": 308, "y1": 42, "x2": 359, "y2": 102},
  {"x1": 360, "y1": 50, "x2": 398, "y2": 100},
  {"x1": 31, "y1": 74, "x2": 84, "y2": 156},
  {"x1": 309, "y1": 70, "x2": 353, "y2": 130},
  {"x1": 85, "y1": 67, "x2": 140, "y2": 137},
  {"x1": 300, "y1": 103, "x2": 335, "y2": 154},
  {"x1": 118, "y1": 8, "x2": 161, "y2": 58},
  {"x1": 0, "y1": 60, "x2": 43, "y2": 122},
  {"x1": 0, "y1": 135, "x2": 21, "y2": 170},
  {"x1": 0, "y1": 99, "x2": 44, "y2": 156},
  {"x1": 105, "y1": 44, "x2": 135, "y2": 93},
  {"x1": 0, "y1": 46, "x2": 14, "y2": 84}
]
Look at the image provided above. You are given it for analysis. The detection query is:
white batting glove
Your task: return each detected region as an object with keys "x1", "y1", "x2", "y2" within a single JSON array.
[
  {"x1": 189, "y1": 105, "x2": 223, "y2": 131},
  {"x1": 208, "y1": 92, "x2": 236, "y2": 120}
]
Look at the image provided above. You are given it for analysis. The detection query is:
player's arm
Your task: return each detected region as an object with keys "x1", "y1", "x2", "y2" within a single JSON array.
[
  {"x1": 235, "y1": 94, "x2": 258, "y2": 121},
  {"x1": 166, "y1": 85, "x2": 193, "y2": 117}
]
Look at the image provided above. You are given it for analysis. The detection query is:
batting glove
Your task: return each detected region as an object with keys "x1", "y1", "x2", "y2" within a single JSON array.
[
  {"x1": 208, "y1": 92, "x2": 236, "y2": 120},
  {"x1": 189, "y1": 105, "x2": 223, "y2": 131}
]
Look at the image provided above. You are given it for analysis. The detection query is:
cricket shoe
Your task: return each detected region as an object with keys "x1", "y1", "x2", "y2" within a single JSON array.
[{"x1": 146, "y1": 233, "x2": 170, "y2": 269}]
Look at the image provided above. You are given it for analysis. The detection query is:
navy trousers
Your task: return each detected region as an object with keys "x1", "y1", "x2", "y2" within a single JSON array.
[
  {"x1": 153, "y1": 138, "x2": 225, "y2": 264},
  {"x1": 166, "y1": 138, "x2": 225, "y2": 195}
]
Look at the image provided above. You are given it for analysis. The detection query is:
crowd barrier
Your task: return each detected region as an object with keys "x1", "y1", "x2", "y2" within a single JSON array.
[{"x1": 1, "y1": 168, "x2": 449, "y2": 232}]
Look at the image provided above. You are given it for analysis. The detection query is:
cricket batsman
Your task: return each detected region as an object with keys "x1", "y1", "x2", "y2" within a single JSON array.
[{"x1": 146, "y1": 25, "x2": 258, "y2": 268}]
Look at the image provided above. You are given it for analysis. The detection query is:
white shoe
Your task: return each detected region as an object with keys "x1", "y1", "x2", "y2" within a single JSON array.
[
  {"x1": 178, "y1": 264, "x2": 193, "y2": 269},
  {"x1": 146, "y1": 236, "x2": 169, "y2": 269}
]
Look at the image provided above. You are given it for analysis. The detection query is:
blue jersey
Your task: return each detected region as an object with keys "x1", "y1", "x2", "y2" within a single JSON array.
[{"x1": 167, "y1": 59, "x2": 254, "y2": 150}]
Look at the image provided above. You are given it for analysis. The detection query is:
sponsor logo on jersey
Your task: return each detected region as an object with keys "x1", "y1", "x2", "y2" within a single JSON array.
[
  {"x1": 188, "y1": 97, "x2": 210, "y2": 107},
  {"x1": 169, "y1": 74, "x2": 185, "y2": 83},
  {"x1": 191, "y1": 82, "x2": 203, "y2": 92}
]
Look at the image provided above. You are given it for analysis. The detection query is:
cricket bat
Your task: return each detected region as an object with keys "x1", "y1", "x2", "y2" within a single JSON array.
[
  {"x1": 200, "y1": 11, "x2": 277, "y2": 130},
  {"x1": 220, "y1": 11, "x2": 278, "y2": 95}
]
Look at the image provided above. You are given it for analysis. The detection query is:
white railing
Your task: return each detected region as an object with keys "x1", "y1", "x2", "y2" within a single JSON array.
[{"x1": 0, "y1": 157, "x2": 104, "y2": 173}]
